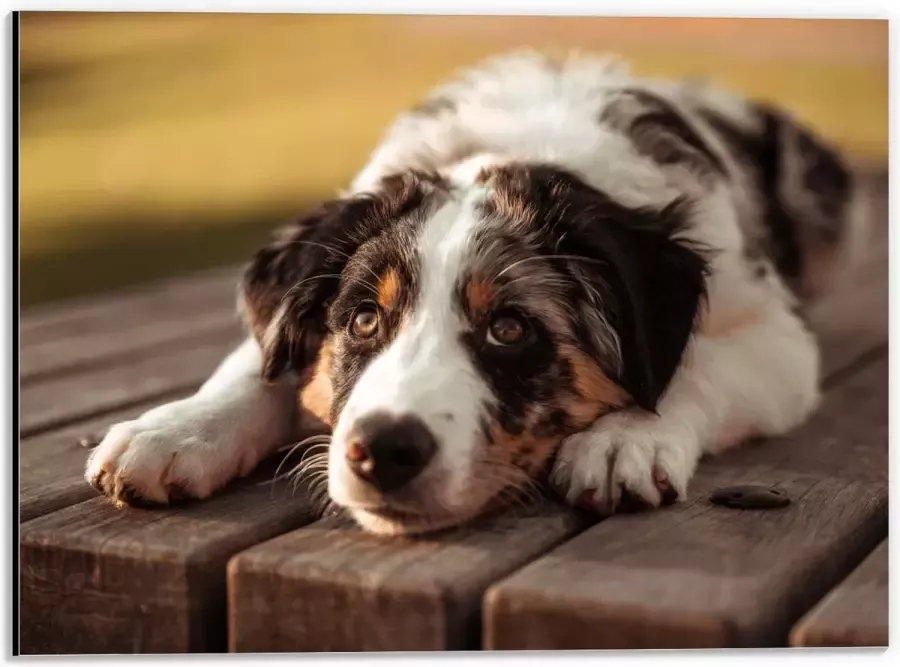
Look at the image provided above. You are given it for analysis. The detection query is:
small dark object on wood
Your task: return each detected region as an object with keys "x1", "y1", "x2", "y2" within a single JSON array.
[{"x1": 709, "y1": 485, "x2": 790, "y2": 509}]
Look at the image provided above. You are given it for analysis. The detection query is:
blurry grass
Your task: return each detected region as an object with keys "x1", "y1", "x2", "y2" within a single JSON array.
[{"x1": 18, "y1": 13, "x2": 888, "y2": 308}]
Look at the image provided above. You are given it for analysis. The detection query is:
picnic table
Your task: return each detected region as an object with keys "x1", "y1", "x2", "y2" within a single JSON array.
[{"x1": 18, "y1": 168, "x2": 888, "y2": 654}]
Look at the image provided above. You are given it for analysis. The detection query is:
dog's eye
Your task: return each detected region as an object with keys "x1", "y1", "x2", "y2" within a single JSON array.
[
  {"x1": 350, "y1": 304, "x2": 380, "y2": 339},
  {"x1": 486, "y1": 312, "x2": 530, "y2": 347}
]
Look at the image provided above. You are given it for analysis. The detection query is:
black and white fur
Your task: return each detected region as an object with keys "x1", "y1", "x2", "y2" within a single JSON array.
[{"x1": 85, "y1": 51, "x2": 866, "y2": 535}]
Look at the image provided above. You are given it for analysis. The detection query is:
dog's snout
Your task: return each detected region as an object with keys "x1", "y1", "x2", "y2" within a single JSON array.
[{"x1": 345, "y1": 412, "x2": 437, "y2": 493}]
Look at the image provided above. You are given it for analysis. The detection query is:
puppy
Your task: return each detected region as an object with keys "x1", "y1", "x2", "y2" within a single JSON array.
[{"x1": 85, "y1": 50, "x2": 865, "y2": 535}]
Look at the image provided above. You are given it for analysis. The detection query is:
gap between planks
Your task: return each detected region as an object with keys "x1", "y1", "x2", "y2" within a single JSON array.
[
  {"x1": 21, "y1": 265, "x2": 242, "y2": 382},
  {"x1": 20, "y1": 327, "x2": 244, "y2": 438},
  {"x1": 790, "y1": 539, "x2": 888, "y2": 647},
  {"x1": 19, "y1": 461, "x2": 322, "y2": 654}
]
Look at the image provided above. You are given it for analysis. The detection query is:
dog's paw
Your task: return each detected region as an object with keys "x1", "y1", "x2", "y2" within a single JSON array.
[
  {"x1": 84, "y1": 398, "x2": 256, "y2": 509},
  {"x1": 550, "y1": 411, "x2": 700, "y2": 515}
]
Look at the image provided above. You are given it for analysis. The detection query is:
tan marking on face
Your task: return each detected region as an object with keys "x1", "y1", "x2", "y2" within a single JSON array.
[
  {"x1": 562, "y1": 346, "x2": 629, "y2": 427},
  {"x1": 377, "y1": 268, "x2": 402, "y2": 311},
  {"x1": 465, "y1": 278, "x2": 496, "y2": 317},
  {"x1": 297, "y1": 336, "x2": 334, "y2": 432},
  {"x1": 516, "y1": 437, "x2": 560, "y2": 476},
  {"x1": 472, "y1": 343, "x2": 630, "y2": 509},
  {"x1": 480, "y1": 424, "x2": 559, "y2": 500}
]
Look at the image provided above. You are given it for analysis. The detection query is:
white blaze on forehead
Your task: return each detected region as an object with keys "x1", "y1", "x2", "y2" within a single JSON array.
[{"x1": 330, "y1": 187, "x2": 494, "y2": 505}]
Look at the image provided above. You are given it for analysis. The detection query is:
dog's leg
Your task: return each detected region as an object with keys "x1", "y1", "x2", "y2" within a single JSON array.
[
  {"x1": 85, "y1": 337, "x2": 300, "y2": 507},
  {"x1": 551, "y1": 303, "x2": 821, "y2": 512}
]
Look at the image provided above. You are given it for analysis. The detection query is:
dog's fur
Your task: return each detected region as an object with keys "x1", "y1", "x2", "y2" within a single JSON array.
[{"x1": 86, "y1": 51, "x2": 866, "y2": 535}]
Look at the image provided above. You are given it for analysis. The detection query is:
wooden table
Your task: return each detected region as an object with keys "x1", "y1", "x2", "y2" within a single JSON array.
[{"x1": 18, "y1": 169, "x2": 889, "y2": 654}]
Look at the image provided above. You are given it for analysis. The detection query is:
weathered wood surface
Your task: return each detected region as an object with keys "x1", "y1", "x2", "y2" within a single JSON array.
[
  {"x1": 21, "y1": 309, "x2": 239, "y2": 385},
  {"x1": 228, "y1": 504, "x2": 589, "y2": 652},
  {"x1": 483, "y1": 355, "x2": 887, "y2": 649},
  {"x1": 19, "y1": 476, "x2": 316, "y2": 654},
  {"x1": 20, "y1": 265, "x2": 241, "y2": 385},
  {"x1": 20, "y1": 265, "x2": 239, "y2": 342},
  {"x1": 20, "y1": 328, "x2": 243, "y2": 437},
  {"x1": 19, "y1": 269, "x2": 245, "y2": 515},
  {"x1": 18, "y1": 266, "x2": 281, "y2": 655},
  {"x1": 790, "y1": 540, "x2": 889, "y2": 647}
]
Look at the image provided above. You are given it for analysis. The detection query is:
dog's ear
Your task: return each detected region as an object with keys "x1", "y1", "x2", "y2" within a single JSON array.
[
  {"x1": 551, "y1": 180, "x2": 709, "y2": 412},
  {"x1": 240, "y1": 172, "x2": 432, "y2": 382},
  {"x1": 239, "y1": 198, "x2": 369, "y2": 382}
]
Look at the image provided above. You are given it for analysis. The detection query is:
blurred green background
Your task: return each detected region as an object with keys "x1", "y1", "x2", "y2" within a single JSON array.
[{"x1": 18, "y1": 13, "x2": 888, "y2": 309}]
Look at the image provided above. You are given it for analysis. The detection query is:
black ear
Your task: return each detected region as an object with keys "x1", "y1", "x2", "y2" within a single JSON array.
[
  {"x1": 240, "y1": 172, "x2": 431, "y2": 381},
  {"x1": 239, "y1": 196, "x2": 377, "y2": 382},
  {"x1": 558, "y1": 195, "x2": 709, "y2": 412}
]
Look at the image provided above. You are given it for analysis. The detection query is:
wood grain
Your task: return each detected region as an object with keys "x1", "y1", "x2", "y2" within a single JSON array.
[
  {"x1": 21, "y1": 264, "x2": 239, "y2": 341},
  {"x1": 21, "y1": 310, "x2": 239, "y2": 385},
  {"x1": 790, "y1": 540, "x2": 888, "y2": 647},
  {"x1": 483, "y1": 356, "x2": 888, "y2": 649},
  {"x1": 21, "y1": 266, "x2": 241, "y2": 383},
  {"x1": 20, "y1": 476, "x2": 317, "y2": 655},
  {"x1": 20, "y1": 326, "x2": 243, "y2": 437},
  {"x1": 227, "y1": 502, "x2": 590, "y2": 652}
]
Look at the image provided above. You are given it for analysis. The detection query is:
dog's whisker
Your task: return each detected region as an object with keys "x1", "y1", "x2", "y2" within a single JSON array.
[
  {"x1": 473, "y1": 462, "x2": 547, "y2": 506},
  {"x1": 269, "y1": 435, "x2": 333, "y2": 490}
]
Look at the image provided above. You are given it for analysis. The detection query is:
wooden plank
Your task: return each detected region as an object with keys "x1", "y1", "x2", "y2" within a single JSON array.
[
  {"x1": 790, "y1": 540, "x2": 888, "y2": 647},
  {"x1": 483, "y1": 355, "x2": 888, "y2": 649},
  {"x1": 20, "y1": 399, "x2": 178, "y2": 522},
  {"x1": 19, "y1": 473, "x2": 317, "y2": 655},
  {"x1": 19, "y1": 326, "x2": 242, "y2": 437},
  {"x1": 20, "y1": 266, "x2": 241, "y2": 382},
  {"x1": 20, "y1": 264, "x2": 239, "y2": 341},
  {"x1": 227, "y1": 502, "x2": 589, "y2": 652},
  {"x1": 21, "y1": 310, "x2": 238, "y2": 385}
]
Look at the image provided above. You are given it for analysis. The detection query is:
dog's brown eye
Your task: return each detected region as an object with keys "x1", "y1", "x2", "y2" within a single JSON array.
[
  {"x1": 487, "y1": 313, "x2": 528, "y2": 346},
  {"x1": 351, "y1": 305, "x2": 379, "y2": 339}
]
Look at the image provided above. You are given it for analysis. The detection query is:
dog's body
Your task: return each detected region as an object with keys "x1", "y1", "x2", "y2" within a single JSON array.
[{"x1": 86, "y1": 51, "x2": 865, "y2": 535}]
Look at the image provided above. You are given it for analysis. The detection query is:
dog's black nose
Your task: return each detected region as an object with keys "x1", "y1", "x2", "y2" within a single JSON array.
[{"x1": 346, "y1": 412, "x2": 437, "y2": 493}]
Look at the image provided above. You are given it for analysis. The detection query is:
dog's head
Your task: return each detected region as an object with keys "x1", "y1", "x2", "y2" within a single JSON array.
[{"x1": 240, "y1": 162, "x2": 708, "y2": 534}]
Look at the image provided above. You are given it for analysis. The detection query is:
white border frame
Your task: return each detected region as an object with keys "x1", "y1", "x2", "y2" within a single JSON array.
[{"x1": 2, "y1": 2, "x2": 894, "y2": 665}]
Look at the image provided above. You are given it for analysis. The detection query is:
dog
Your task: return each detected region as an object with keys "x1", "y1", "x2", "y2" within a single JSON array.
[{"x1": 85, "y1": 50, "x2": 866, "y2": 536}]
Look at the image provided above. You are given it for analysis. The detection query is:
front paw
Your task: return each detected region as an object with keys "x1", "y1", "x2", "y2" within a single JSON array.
[
  {"x1": 550, "y1": 412, "x2": 699, "y2": 515},
  {"x1": 84, "y1": 400, "x2": 253, "y2": 509}
]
